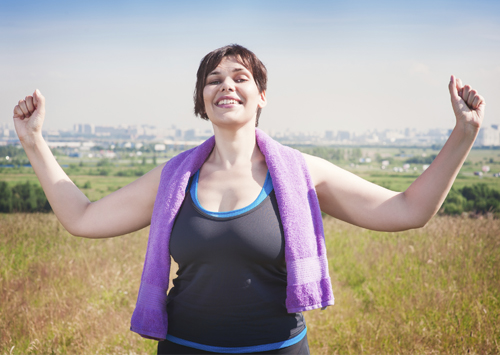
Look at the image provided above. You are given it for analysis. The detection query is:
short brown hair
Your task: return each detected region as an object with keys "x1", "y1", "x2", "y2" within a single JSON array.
[{"x1": 193, "y1": 44, "x2": 267, "y2": 126}]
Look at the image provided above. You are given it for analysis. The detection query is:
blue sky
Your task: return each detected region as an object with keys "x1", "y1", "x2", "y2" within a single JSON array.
[{"x1": 1, "y1": 0, "x2": 499, "y2": 133}]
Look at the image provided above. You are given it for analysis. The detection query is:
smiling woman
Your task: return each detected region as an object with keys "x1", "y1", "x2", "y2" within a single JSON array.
[
  {"x1": 12, "y1": 43, "x2": 485, "y2": 355},
  {"x1": 201, "y1": 56, "x2": 267, "y2": 131},
  {"x1": 194, "y1": 44, "x2": 268, "y2": 126}
]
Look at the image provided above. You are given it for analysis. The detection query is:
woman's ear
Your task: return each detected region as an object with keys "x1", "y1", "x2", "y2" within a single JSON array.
[{"x1": 258, "y1": 90, "x2": 267, "y2": 108}]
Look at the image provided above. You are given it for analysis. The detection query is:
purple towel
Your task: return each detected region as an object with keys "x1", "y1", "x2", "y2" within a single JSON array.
[{"x1": 130, "y1": 129, "x2": 335, "y2": 340}]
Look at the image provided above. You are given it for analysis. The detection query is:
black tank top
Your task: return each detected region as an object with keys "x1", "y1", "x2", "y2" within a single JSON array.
[{"x1": 167, "y1": 179, "x2": 305, "y2": 347}]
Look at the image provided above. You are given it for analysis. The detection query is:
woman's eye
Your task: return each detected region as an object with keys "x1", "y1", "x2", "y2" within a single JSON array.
[
  {"x1": 235, "y1": 78, "x2": 248, "y2": 83},
  {"x1": 208, "y1": 80, "x2": 220, "y2": 85}
]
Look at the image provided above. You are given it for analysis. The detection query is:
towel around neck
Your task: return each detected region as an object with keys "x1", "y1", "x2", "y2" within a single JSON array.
[{"x1": 130, "y1": 128, "x2": 334, "y2": 340}]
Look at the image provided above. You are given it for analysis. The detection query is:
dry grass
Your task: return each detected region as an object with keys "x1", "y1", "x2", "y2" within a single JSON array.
[
  {"x1": 306, "y1": 216, "x2": 500, "y2": 354},
  {"x1": 1, "y1": 213, "x2": 499, "y2": 354},
  {"x1": 0, "y1": 213, "x2": 172, "y2": 355}
]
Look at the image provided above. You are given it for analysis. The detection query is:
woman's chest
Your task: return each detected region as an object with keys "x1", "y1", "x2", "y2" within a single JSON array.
[
  {"x1": 196, "y1": 165, "x2": 268, "y2": 212},
  {"x1": 170, "y1": 191, "x2": 285, "y2": 266}
]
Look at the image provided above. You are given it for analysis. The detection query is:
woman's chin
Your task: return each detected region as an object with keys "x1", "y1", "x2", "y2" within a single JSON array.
[{"x1": 209, "y1": 114, "x2": 256, "y2": 128}]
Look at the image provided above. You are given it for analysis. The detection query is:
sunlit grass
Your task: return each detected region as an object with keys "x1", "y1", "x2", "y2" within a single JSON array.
[
  {"x1": 0, "y1": 214, "x2": 159, "y2": 355},
  {"x1": 1, "y1": 214, "x2": 499, "y2": 354},
  {"x1": 306, "y1": 216, "x2": 500, "y2": 354}
]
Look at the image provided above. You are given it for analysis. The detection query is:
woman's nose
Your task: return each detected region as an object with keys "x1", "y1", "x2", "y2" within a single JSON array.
[{"x1": 220, "y1": 78, "x2": 235, "y2": 92}]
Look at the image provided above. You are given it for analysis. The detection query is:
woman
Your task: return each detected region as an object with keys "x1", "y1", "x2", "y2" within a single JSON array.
[{"x1": 13, "y1": 44, "x2": 485, "y2": 354}]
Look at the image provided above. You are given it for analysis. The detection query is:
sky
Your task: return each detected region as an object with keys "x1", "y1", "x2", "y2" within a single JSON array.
[{"x1": 1, "y1": 0, "x2": 499, "y2": 134}]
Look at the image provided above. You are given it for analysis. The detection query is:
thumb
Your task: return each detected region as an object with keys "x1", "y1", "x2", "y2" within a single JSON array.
[
  {"x1": 448, "y1": 75, "x2": 460, "y2": 103},
  {"x1": 33, "y1": 89, "x2": 45, "y2": 109}
]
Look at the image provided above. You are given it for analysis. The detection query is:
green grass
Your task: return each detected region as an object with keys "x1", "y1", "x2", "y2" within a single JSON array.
[
  {"x1": 358, "y1": 171, "x2": 500, "y2": 192},
  {"x1": 1, "y1": 214, "x2": 498, "y2": 354},
  {"x1": 0, "y1": 174, "x2": 138, "y2": 201},
  {"x1": 2, "y1": 146, "x2": 500, "y2": 199}
]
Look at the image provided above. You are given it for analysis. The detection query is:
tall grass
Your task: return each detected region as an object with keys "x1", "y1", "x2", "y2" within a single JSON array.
[
  {"x1": 0, "y1": 214, "x2": 163, "y2": 354},
  {"x1": 1, "y1": 214, "x2": 498, "y2": 354},
  {"x1": 307, "y1": 216, "x2": 500, "y2": 354}
]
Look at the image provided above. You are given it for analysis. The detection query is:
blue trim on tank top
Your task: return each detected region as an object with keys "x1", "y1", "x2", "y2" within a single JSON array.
[
  {"x1": 191, "y1": 170, "x2": 273, "y2": 218},
  {"x1": 166, "y1": 327, "x2": 306, "y2": 353}
]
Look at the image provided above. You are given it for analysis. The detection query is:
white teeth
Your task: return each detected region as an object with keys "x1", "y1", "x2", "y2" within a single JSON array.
[{"x1": 218, "y1": 99, "x2": 239, "y2": 105}]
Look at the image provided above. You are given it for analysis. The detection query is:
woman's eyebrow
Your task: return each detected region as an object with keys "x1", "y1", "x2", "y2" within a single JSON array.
[{"x1": 208, "y1": 68, "x2": 247, "y2": 76}]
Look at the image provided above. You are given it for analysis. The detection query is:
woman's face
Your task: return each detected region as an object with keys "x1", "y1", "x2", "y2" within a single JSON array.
[{"x1": 203, "y1": 56, "x2": 266, "y2": 128}]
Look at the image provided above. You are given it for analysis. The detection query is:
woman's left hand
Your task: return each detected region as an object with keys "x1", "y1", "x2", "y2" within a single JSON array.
[{"x1": 449, "y1": 75, "x2": 485, "y2": 135}]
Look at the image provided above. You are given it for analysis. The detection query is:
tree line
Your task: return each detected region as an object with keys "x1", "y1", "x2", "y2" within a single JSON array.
[
  {"x1": 1, "y1": 180, "x2": 499, "y2": 217},
  {"x1": 0, "y1": 181, "x2": 51, "y2": 213},
  {"x1": 442, "y1": 183, "x2": 500, "y2": 216}
]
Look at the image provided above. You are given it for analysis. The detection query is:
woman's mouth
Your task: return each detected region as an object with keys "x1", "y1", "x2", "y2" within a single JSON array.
[{"x1": 216, "y1": 97, "x2": 242, "y2": 107}]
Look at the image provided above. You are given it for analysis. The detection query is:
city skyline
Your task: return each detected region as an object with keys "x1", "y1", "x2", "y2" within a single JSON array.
[
  {"x1": 1, "y1": 0, "x2": 499, "y2": 134},
  {"x1": 3, "y1": 120, "x2": 499, "y2": 147}
]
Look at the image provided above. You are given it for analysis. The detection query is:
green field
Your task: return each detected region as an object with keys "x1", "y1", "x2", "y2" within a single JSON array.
[
  {"x1": 299, "y1": 146, "x2": 500, "y2": 192},
  {"x1": 1, "y1": 214, "x2": 498, "y2": 354},
  {"x1": 2, "y1": 146, "x2": 500, "y2": 201}
]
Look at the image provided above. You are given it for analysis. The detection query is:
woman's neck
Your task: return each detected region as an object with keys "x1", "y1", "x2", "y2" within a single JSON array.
[{"x1": 210, "y1": 123, "x2": 262, "y2": 168}]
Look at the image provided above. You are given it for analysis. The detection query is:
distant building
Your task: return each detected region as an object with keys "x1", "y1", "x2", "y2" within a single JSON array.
[
  {"x1": 427, "y1": 128, "x2": 448, "y2": 137},
  {"x1": 475, "y1": 125, "x2": 500, "y2": 147},
  {"x1": 74, "y1": 123, "x2": 95, "y2": 135},
  {"x1": 384, "y1": 130, "x2": 405, "y2": 143},
  {"x1": 364, "y1": 133, "x2": 380, "y2": 143},
  {"x1": 337, "y1": 131, "x2": 351, "y2": 141},
  {"x1": 184, "y1": 129, "x2": 213, "y2": 141},
  {"x1": 404, "y1": 127, "x2": 418, "y2": 138}
]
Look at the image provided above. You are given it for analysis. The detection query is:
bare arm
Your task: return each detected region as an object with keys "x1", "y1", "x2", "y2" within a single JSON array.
[
  {"x1": 13, "y1": 90, "x2": 162, "y2": 238},
  {"x1": 306, "y1": 76, "x2": 485, "y2": 232}
]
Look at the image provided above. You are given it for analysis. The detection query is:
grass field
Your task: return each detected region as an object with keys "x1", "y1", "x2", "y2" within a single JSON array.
[
  {"x1": 2, "y1": 146, "x2": 500, "y2": 201},
  {"x1": 1, "y1": 213, "x2": 498, "y2": 354}
]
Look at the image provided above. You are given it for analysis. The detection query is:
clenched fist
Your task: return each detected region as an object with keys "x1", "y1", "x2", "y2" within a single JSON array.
[
  {"x1": 449, "y1": 75, "x2": 485, "y2": 135},
  {"x1": 13, "y1": 89, "x2": 46, "y2": 146}
]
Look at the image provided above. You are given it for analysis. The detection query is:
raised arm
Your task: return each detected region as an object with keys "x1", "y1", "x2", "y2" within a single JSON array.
[
  {"x1": 13, "y1": 90, "x2": 162, "y2": 238},
  {"x1": 306, "y1": 76, "x2": 485, "y2": 232}
]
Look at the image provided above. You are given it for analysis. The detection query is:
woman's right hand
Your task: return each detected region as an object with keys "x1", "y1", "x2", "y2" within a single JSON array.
[
  {"x1": 13, "y1": 89, "x2": 46, "y2": 146},
  {"x1": 11, "y1": 88, "x2": 161, "y2": 238}
]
